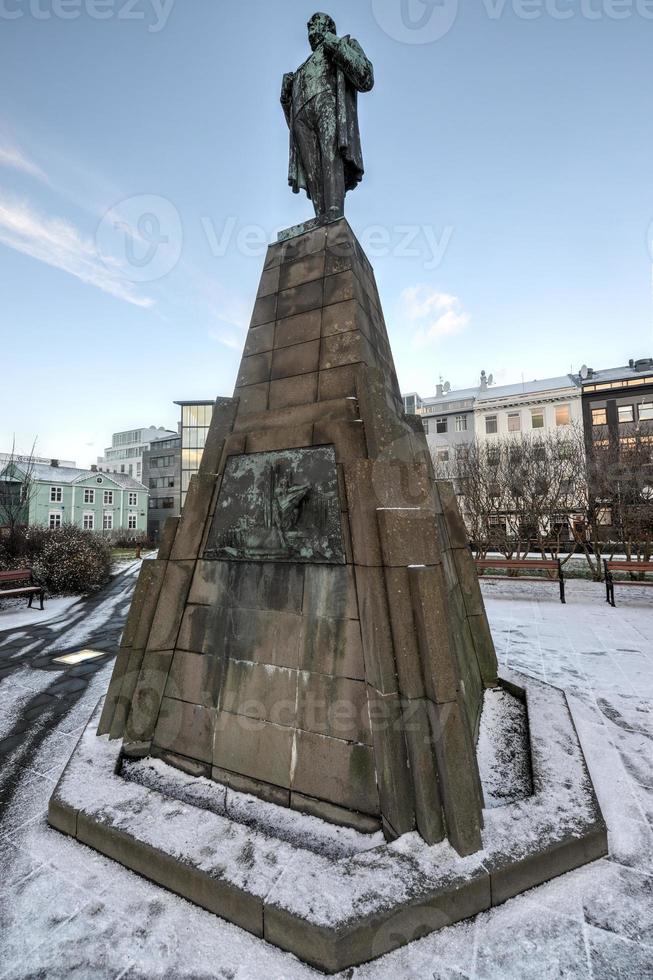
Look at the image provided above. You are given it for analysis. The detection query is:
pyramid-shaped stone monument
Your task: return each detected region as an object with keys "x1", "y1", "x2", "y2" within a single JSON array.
[{"x1": 49, "y1": 12, "x2": 606, "y2": 972}]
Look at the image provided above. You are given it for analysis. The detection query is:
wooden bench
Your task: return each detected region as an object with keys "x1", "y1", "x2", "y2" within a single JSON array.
[
  {"x1": 475, "y1": 558, "x2": 566, "y2": 604},
  {"x1": 604, "y1": 559, "x2": 653, "y2": 607},
  {"x1": 0, "y1": 569, "x2": 45, "y2": 610}
]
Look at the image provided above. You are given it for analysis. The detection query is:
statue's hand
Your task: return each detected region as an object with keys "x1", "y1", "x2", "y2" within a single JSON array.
[{"x1": 322, "y1": 31, "x2": 340, "y2": 53}]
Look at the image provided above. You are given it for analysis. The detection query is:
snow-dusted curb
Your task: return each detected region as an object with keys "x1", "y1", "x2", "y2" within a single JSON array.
[{"x1": 48, "y1": 671, "x2": 607, "y2": 974}]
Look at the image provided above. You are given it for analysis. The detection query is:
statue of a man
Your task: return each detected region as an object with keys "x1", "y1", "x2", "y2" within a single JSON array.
[{"x1": 281, "y1": 12, "x2": 374, "y2": 221}]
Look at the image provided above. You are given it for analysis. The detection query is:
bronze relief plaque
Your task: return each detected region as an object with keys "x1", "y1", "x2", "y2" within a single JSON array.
[{"x1": 204, "y1": 446, "x2": 344, "y2": 563}]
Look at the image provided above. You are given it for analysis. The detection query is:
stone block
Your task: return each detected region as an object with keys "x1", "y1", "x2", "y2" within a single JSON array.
[
  {"x1": 97, "y1": 646, "x2": 132, "y2": 736},
  {"x1": 403, "y1": 698, "x2": 446, "y2": 845},
  {"x1": 232, "y1": 396, "x2": 355, "y2": 434},
  {"x1": 153, "y1": 696, "x2": 215, "y2": 766},
  {"x1": 324, "y1": 241, "x2": 355, "y2": 277},
  {"x1": 323, "y1": 269, "x2": 364, "y2": 308},
  {"x1": 245, "y1": 423, "x2": 313, "y2": 454},
  {"x1": 319, "y1": 331, "x2": 371, "y2": 371},
  {"x1": 321, "y1": 298, "x2": 367, "y2": 338},
  {"x1": 408, "y1": 565, "x2": 459, "y2": 705},
  {"x1": 216, "y1": 768, "x2": 290, "y2": 807},
  {"x1": 318, "y1": 364, "x2": 358, "y2": 400},
  {"x1": 213, "y1": 713, "x2": 294, "y2": 789},
  {"x1": 154, "y1": 749, "x2": 211, "y2": 780},
  {"x1": 233, "y1": 382, "x2": 269, "y2": 414},
  {"x1": 344, "y1": 461, "x2": 383, "y2": 566},
  {"x1": 428, "y1": 697, "x2": 484, "y2": 857},
  {"x1": 189, "y1": 560, "x2": 304, "y2": 613},
  {"x1": 468, "y1": 611, "x2": 499, "y2": 686},
  {"x1": 269, "y1": 372, "x2": 318, "y2": 409},
  {"x1": 291, "y1": 729, "x2": 379, "y2": 816},
  {"x1": 256, "y1": 265, "x2": 280, "y2": 298},
  {"x1": 197, "y1": 398, "x2": 238, "y2": 478},
  {"x1": 282, "y1": 224, "x2": 327, "y2": 261},
  {"x1": 436, "y1": 481, "x2": 470, "y2": 549},
  {"x1": 228, "y1": 608, "x2": 304, "y2": 669},
  {"x1": 276, "y1": 279, "x2": 323, "y2": 320},
  {"x1": 48, "y1": 791, "x2": 77, "y2": 837},
  {"x1": 109, "y1": 647, "x2": 149, "y2": 741},
  {"x1": 250, "y1": 292, "x2": 276, "y2": 328},
  {"x1": 297, "y1": 673, "x2": 371, "y2": 744},
  {"x1": 279, "y1": 251, "x2": 325, "y2": 291},
  {"x1": 274, "y1": 309, "x2": 322, "y2": 349},
  {"x1": 376, "y1": 508, "x2": 440, "y2": 567},
  {"x1": 451, "y1": 546, "x2": 486, "y2": 618},
  {"x1": 303, "y1": 565, "x2": 358, "y2": 621},
  {"x1": 221, "y1": 660, "x2": 298, "y2": 728},
  {"x1": 290, "y1": 792, "x2": 381, "y2": 834},
  {"x1": 383, "y1": 566, "x2": 424, "y2": 700},
  {"x1": 170, "y1": 474, "x2": 215, "y2": 560},
  {"x1": 313, "y1": 418, "x2": 366, "y2": 463},
  {"x1": 164, "y1": 650, "x2": 224, "y2": 708},
  {"x1": 146, "y1": 560, "x2": 195, "y2": 653},
  {"x1": 243, "y1": 321, "x2": 275, "y2": 357},
  {"x1": 300, "y1": 615, "x2": 365, "y2": 680},
  {"x1": 271, "y1": 339, "x2": 320, "y2": 380},
  {"x1": 365, "y1": 689, "x2": 415, "y2": 838},
  {"x1": 354, "y1": 565, "x2": 397, "y2": 694},
  {"x1": 124, "y1": 650, "x2": 174, "y2": 745},
  {"x1": 263, "y1": 241, "x2": 283, "y2": 270},
  {"x1": 156, "y1": 518, "x2": 178, "y2": 560},
  {"x1": 236, "y1": 350, "x2": 272, "y2": 388}
]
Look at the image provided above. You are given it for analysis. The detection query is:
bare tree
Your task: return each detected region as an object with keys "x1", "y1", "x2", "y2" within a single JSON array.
[{"x1": 0, "y1": 437, "x2": 38, "y2": 556}]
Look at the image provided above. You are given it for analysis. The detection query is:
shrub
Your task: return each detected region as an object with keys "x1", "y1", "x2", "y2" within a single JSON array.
[
  {"x1": 0, "y1": 524, "x2": 113, "y2": 596},
  {"x1": 105, "y1": 529, "x2": 150, "y2": 549}
]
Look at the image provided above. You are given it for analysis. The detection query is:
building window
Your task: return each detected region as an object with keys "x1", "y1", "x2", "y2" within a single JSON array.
[
  {"x1": 161, "y1": 497, "x2": 175, "y2": 509},
  {"x1": 436, "y1": 417, "x2": 447, "y2": 434},
  {"x1": 48, "y1": 512, "x2": 62, "y2": 529},
  {"x1": 83, "y1": 488, "x2": 95, "y2": 504},
  {"x1": 485, "y1": 416, "x2": 498, "y2": 435},
  {"x1": 422, "y1": 419, "x2": 430, "y2": 435},
  {"x1": 136, "y1": 463, "x2": 142, "y2": 479},
  {"x1": 128, "y1": 513, "x2": 138, "y2": 530},
  {"x1": 618, "y1": 405, "x2": 634, "y2": 424},
  {"x1": 454, "y1": 415, "x2": 467, "y2": 432},
  {"x1": 103, "y1": 490, "x2": 114, "y2": 505},
  {"x1": 50, "y1": 486, "x2": 62, "y2": 503},
  {"x1": 436, "y1": 449, "x2": 449, "y2": 463},
  {"x1": 83, "y1": 512, "x2": 94, "y2": 530},
  {"x1": 638, "y1": 403, "x2": 653, "y2": 422},
  {"x1": 592, "y1": 408, "x2": 608, "y2": 426},
  {"x1": 103, "y1": 512, "x2": 113, "y2": 530},
  {"x1": 555, "y1": 405, "x2": 571, "y2": 426},
  {"x1": 531, "y1": 411, "x2": 545, "y2": 429},
  {"x1": 128, "y1": 492, "x2": 138, "y2": 506},
  {"x1": 507, "y1": 413, "x2": 521, "y2": 432}
]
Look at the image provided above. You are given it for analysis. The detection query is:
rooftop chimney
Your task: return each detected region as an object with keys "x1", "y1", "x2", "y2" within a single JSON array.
[
  {"x1": 50, "y1": 459, "x2": 59, "y2": 468},
  {"x1": 90, "y1": 464, "x2": 98, "y2": 472},
  {"x1": 436, "y1": 383, "x2": 443, "y2": 398}
]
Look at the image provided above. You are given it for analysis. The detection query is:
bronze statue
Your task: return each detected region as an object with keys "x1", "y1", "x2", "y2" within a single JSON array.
[{"x1": 281, "y1": 12, "x2": 374, "y2": 220}]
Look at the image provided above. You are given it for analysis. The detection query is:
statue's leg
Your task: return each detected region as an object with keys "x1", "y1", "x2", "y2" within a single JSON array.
[
  {"x1": 314, "y1": 92, "x2": 345, "y2": 220},
  {"x1": 292, "y1": 109, "x2": 324, "y2": 217}
]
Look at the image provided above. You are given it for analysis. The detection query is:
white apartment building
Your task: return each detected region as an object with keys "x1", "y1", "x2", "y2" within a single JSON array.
[
  {"x1": 97, "y1": 426, "x2": 177, "y2": 483},
  {"x1": 474, "y1": 376, "x2": 582, "y2": 441}
]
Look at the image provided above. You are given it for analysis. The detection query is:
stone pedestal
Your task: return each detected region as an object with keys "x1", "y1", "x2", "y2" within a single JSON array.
[{"x1": 98, "y1": 218, "x2": 498, "y2": 853}]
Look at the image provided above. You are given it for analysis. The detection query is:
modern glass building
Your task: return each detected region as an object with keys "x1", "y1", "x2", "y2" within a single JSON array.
[{"x1": 174, "y1": 401, "x2": 215, "y2": 507}]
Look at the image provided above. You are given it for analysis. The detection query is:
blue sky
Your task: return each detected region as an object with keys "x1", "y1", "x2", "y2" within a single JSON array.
[{"x1": 1, "y1": 0, "x2": 652, "y2": 467}]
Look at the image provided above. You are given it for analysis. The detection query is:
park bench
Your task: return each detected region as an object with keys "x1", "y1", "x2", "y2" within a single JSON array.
[
  {"x1": 0, "y1": 569, "x2": 45, "y2": 610},
  {"x1": 475, "y1": 557, "x2": 566, "y2": 604},
  {"x1": 604, "y1": 559, "x2": 653, "y2": 607}
]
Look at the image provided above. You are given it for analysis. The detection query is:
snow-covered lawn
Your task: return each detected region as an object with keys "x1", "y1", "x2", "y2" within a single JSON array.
[{"x1": 0, "y1": 579, "x2": 651, "y2": 978}]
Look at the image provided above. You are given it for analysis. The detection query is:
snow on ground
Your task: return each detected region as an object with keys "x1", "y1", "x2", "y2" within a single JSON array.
[
  {"x1": 0, "y1": 595, "x2": 82, "y2": 634},
  {"x1": 0, "y1": 578, "x2": 652, "y2": 978}
]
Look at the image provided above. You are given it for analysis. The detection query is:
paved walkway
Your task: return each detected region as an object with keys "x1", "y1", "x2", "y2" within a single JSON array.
[{"x1": 0, "y1": 575, "x2": 651, "y2": 978}]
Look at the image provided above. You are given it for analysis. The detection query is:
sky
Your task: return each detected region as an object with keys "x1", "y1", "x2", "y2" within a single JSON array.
[{"x1": 1, "y1": 0, "x2": 653, "y2": 468}]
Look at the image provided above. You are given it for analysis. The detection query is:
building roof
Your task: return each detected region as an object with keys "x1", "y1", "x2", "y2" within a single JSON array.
[
  {"x1": 580, "y1": 359, "x2": 653, "y2": 387},
  {"x1": 22, "y1": 463, "x2": 146, "y2": 491},
  {"x1": 476, "y1": 375, "x2": 579, "y2": 403},
  {"x1": 421, "y1": 386, "x2": 479, "y2": 410}
]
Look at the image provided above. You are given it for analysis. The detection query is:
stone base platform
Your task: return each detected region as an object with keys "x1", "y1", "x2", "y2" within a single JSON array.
[{"x1": 48, "y1": 670, "x2": 607, "y2": 974}]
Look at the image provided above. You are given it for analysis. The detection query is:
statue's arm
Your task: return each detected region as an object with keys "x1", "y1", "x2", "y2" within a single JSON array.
[
  {"x1": 280, "y1": 72, "x2": 294, "y2": 128},
  {"x1": 324, "y1": 34, "x2": 374, "y2": 93}
]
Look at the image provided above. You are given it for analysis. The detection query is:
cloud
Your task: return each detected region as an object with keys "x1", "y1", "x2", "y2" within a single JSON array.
[
  {"x1": 400, "y1": 284, "x2": 470, "y2": 348},
  {"x1": 0, "y1": 143, "x2": 48, "y2": 183},
  {"x1": 208, "y1": 328, "x2": 242, "y2": 350},
  {"x1": 0, "y1": 191, "x2": 154, "y2": 308}
]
